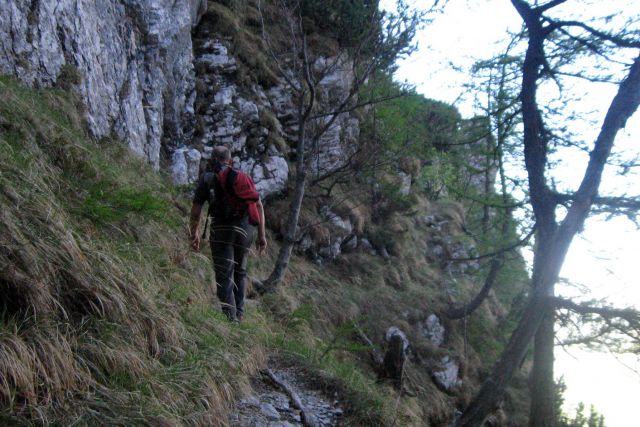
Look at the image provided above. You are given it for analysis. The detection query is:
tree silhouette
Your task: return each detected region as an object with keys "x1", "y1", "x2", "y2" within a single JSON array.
[{"x1": 456, "y1": 1, "x2": 640, "y2": 425}]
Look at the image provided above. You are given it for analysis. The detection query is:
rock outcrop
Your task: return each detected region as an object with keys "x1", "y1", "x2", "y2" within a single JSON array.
[
  {"x1": 420, "y1": 314, "x2": 446, "y2": 347},
  {"x1": 0, "y1": 0, "x2": 207, "y2": 170},
  {"x1": 186, "y1": 18, "x2": 360, "y2": 197},
  {"x1": 432, "y1": 355, "x2": 463, "y2": 392},
  {"x1": 0, "y1": 1, "x2": 360, "y2": 199}
]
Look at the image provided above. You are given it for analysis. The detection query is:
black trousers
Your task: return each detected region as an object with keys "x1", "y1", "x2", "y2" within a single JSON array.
[{"x1": 209, "y1": 216, "x2": 255, "y2": 320}]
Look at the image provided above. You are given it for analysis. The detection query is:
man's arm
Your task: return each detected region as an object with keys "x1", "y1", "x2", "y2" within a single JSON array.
[
  {"x1": 190, "y1": 202, "x2": 203, "y2": 251},
  {"x1": 256, "y1": 199, "x2": 267, "y2": 254}
]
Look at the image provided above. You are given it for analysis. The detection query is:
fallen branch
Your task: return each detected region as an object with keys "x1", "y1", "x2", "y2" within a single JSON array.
[
  {"x1": 354, "y1": 326, "x2": 384, "y2": 369},
  {"x1": 263, "y1": 368, "x2": 319, "y2": 427}
]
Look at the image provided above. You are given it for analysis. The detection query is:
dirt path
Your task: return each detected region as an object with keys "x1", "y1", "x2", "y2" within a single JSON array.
[{"x1": 230, "y1": 365, "x2": 344, "y2": 427}]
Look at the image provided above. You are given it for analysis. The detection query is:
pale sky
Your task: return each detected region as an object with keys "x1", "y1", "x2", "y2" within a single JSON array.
[{"x1": 380, "y1": 1, "x2": 640, "y2": 425}]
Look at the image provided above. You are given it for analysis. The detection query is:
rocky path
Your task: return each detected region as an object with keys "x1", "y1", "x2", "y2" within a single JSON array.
[{"x1": 230, "y1": 366, "x2": 344, "y2": 427}]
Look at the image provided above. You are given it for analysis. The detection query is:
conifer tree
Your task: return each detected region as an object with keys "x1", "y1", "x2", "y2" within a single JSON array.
[{"x1": 456, "y1": 1, "x2": 640, "y2": 425}]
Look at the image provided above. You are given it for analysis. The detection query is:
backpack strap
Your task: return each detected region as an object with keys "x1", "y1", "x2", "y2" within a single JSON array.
[
  {"x1": 225, "y1": 168, "x2": 237, "y2": 198},
  {"x1": 208, "y1": 167, "x2": 246, "y2": 224}
]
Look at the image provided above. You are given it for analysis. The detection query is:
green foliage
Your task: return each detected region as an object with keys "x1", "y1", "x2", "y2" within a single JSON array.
[
  {"x1": 81, "y1": 185, "x2": 168, "y2": 223},
  {"x1": 467, "y1": 313, "x2": 505, "y2": 365},
  {"x1": 204, "y1": 1, "x2": 279, "y2": 86},
  {"x1": 0, "y1": 76, "x2": 264, "y2": 424},
  {"x1": 558, "y1": 402, "x2": 607, "y2": 427},
  {"x1": 318, "y1": 317, "x2": 369, "y2": 360},
  {"x1": 374, "y1": 178, "x2": 417, "y2": 221},
  {"x1": 288, "y1": 304, "x2": 314, "y2": 330},
  {"x1": 555, "y1": 378, "x2": 607, "y2": 427},
  {"x1": 56, "y1": 63, "x2": 82, "y2": 90},
  {"x1": 419, "y1": 154, "x2": 459, "y2": 199},
  {"x1": 268, "y1": 330, "x2": 392, "y2": 426},
  {"x1": 365, "y1": 73, "x2": 461, "y2": 159}
]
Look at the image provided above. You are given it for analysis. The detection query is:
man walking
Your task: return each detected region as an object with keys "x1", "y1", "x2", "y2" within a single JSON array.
[{"x1": 189, "y1": 146, "x2": 267, "y2": 322}]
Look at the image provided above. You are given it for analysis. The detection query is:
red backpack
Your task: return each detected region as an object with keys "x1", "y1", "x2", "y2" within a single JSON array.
[{"x1": 206, "y1": 167, "x2": 260, "y2": 226}]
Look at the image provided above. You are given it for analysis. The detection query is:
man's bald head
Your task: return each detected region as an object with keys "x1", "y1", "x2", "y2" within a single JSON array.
[{"x1": 212, "y1": 146, "x2": 231, "y2": 162}]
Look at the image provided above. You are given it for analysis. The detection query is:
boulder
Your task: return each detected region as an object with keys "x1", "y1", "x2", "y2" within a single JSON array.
[
  {"x1": 420, "y1": 314, "x2": 446, "y2": 347},
  {"x1": 259, "y1": 402, "x2": 281, "y2": 420},
  {"x1": 323, "y1": 208, "x2": 353, "y2": 235},
  {"x1": 239, "y1": 156, "x2": 289, "y2": 199},
  {"x1": 383, "y1": 326, "x2": 410, "y2": 389},
  {"x1": 398, "y1": 172, "x2": 412, "y2": 196},
  {"x1": 432, "y1": 356, "x2": 462, "y2": 391},
  {"x1": 171, "y1": 147, "x2": 202, "y2": 185},
  {"x1": 340, "y1": 235, "x2": 358, "y2": 253},
  {"x1": 318, "y1": 239, "x2": 342, "y2": 260},
  {"x1": 385, "y1": 326, "x2": 410, "y2": 353}
]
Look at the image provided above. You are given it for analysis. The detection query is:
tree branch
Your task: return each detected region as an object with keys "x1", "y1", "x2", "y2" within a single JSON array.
[
  {"x1": 534, "y1": 0, "x2": 567, "y2": 14},
  {"x1": 550, "y1": 20, "x2": 640, "y2": 49},
  {"x1": 554, "y1": 193, "x2": 640, "y2": 211},
  {"x1": 553, "y1": 297, "x2": 640, "y2": 324},
  {"x1": 448, "y1": 224, "x2": 535, "y2": 263},
  {"x1": 556, "y1": 55, "x2": 640, "y2": 244},
  {"x1": 446, "y1": 257, "x2": 503, "y2": 319}
]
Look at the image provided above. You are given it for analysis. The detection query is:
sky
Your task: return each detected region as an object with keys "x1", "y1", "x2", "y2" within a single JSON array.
[{"x1": 378, "y1": 0, "x2": 640, "y2": 425}]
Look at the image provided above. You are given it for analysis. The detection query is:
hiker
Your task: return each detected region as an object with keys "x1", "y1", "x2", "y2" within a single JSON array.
[{"x1": 189, "y1": 146, "x2": 267, "y2": 322}]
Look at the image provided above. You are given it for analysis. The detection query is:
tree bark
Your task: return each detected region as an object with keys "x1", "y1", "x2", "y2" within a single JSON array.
[
  {"x1": 455, "y1": 293, "x2": 553, "y2": 426},
  {"x1": 529, "y1": 307, "x2": 556, "y2": 426},
  {"x1": 261, "y1": 93, "x2": 312, "y2": 291}
]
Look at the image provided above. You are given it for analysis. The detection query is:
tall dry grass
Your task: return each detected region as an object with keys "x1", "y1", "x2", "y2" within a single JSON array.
[{"x1": 0, "y1": 76, "x2": 263, "y2": 425}]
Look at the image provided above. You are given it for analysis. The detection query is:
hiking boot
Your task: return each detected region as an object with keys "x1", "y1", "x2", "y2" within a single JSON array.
[{"x1": 237, "y1": 313, "x2": 244, "y2": 323}]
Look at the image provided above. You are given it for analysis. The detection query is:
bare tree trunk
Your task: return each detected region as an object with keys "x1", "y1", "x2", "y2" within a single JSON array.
[
  {"x1": 529, "y1": 309, "x2": 556, "y2": 426},
  {"x1": 455, "y1": 292, "x2": 552, "y2": 427},
  {"x1": 261, "y1": 96, "x2": 311, "y2": 291}
]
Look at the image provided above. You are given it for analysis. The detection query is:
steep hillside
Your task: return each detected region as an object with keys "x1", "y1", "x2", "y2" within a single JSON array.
[
  {"x1": 1, "y1": 1, "x2": 534, "y2": 426},
  {"x1": 1, "y1": 76, "x2": 530, "y2": 425}
]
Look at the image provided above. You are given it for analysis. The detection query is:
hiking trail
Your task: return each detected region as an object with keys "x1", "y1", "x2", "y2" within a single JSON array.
[{"x1": 230, "y1": 363, "x2": 344, "y2": 427}]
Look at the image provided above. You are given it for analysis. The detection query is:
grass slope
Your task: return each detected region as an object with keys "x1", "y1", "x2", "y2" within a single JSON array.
[
  {"x1": 0, "y1": 76, "x2": 264, "y2": 425},
  {"x1": 0, "y1": 76, "x2": 528, "y2": 426}
]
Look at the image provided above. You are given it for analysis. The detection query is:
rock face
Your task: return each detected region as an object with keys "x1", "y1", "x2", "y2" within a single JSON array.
[
  {"x1": 171, "y1": 147, "x2": 202, "y2": 186},
  {"x1": 0, "y1": 1, "x2": 360, "y2": 199},
  {"x1": 188, "y1": 24, "x2": 360, "y2": 197},
  {"x1": 188, "y1": 26, "x2": 292, "y2": 198},
  {"x1": 424, "y1": 209, "x2": 480, "y2": 275},
  {"x1": 0, "y1": 0, "x2": 207, "y2": 170}
]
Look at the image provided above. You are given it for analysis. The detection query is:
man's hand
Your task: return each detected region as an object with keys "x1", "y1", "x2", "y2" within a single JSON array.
[
  {"x1": 256, "y1": 235, "x2": 267, "y2": 255},
  {"x1": 191, "y1": 233, "x2": 201, "y2": 252},
  {"x1": 189, "y1": 203, "x2": 203, "y2": 252}
]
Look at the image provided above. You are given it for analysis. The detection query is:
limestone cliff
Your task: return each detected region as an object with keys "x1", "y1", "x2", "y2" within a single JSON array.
[
  {"x1": 0, "y1": 0, "x2": 359, "y2": 201},
  {"x1": 1, "y1": 0, "x2": 205, "y2": 169}
]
